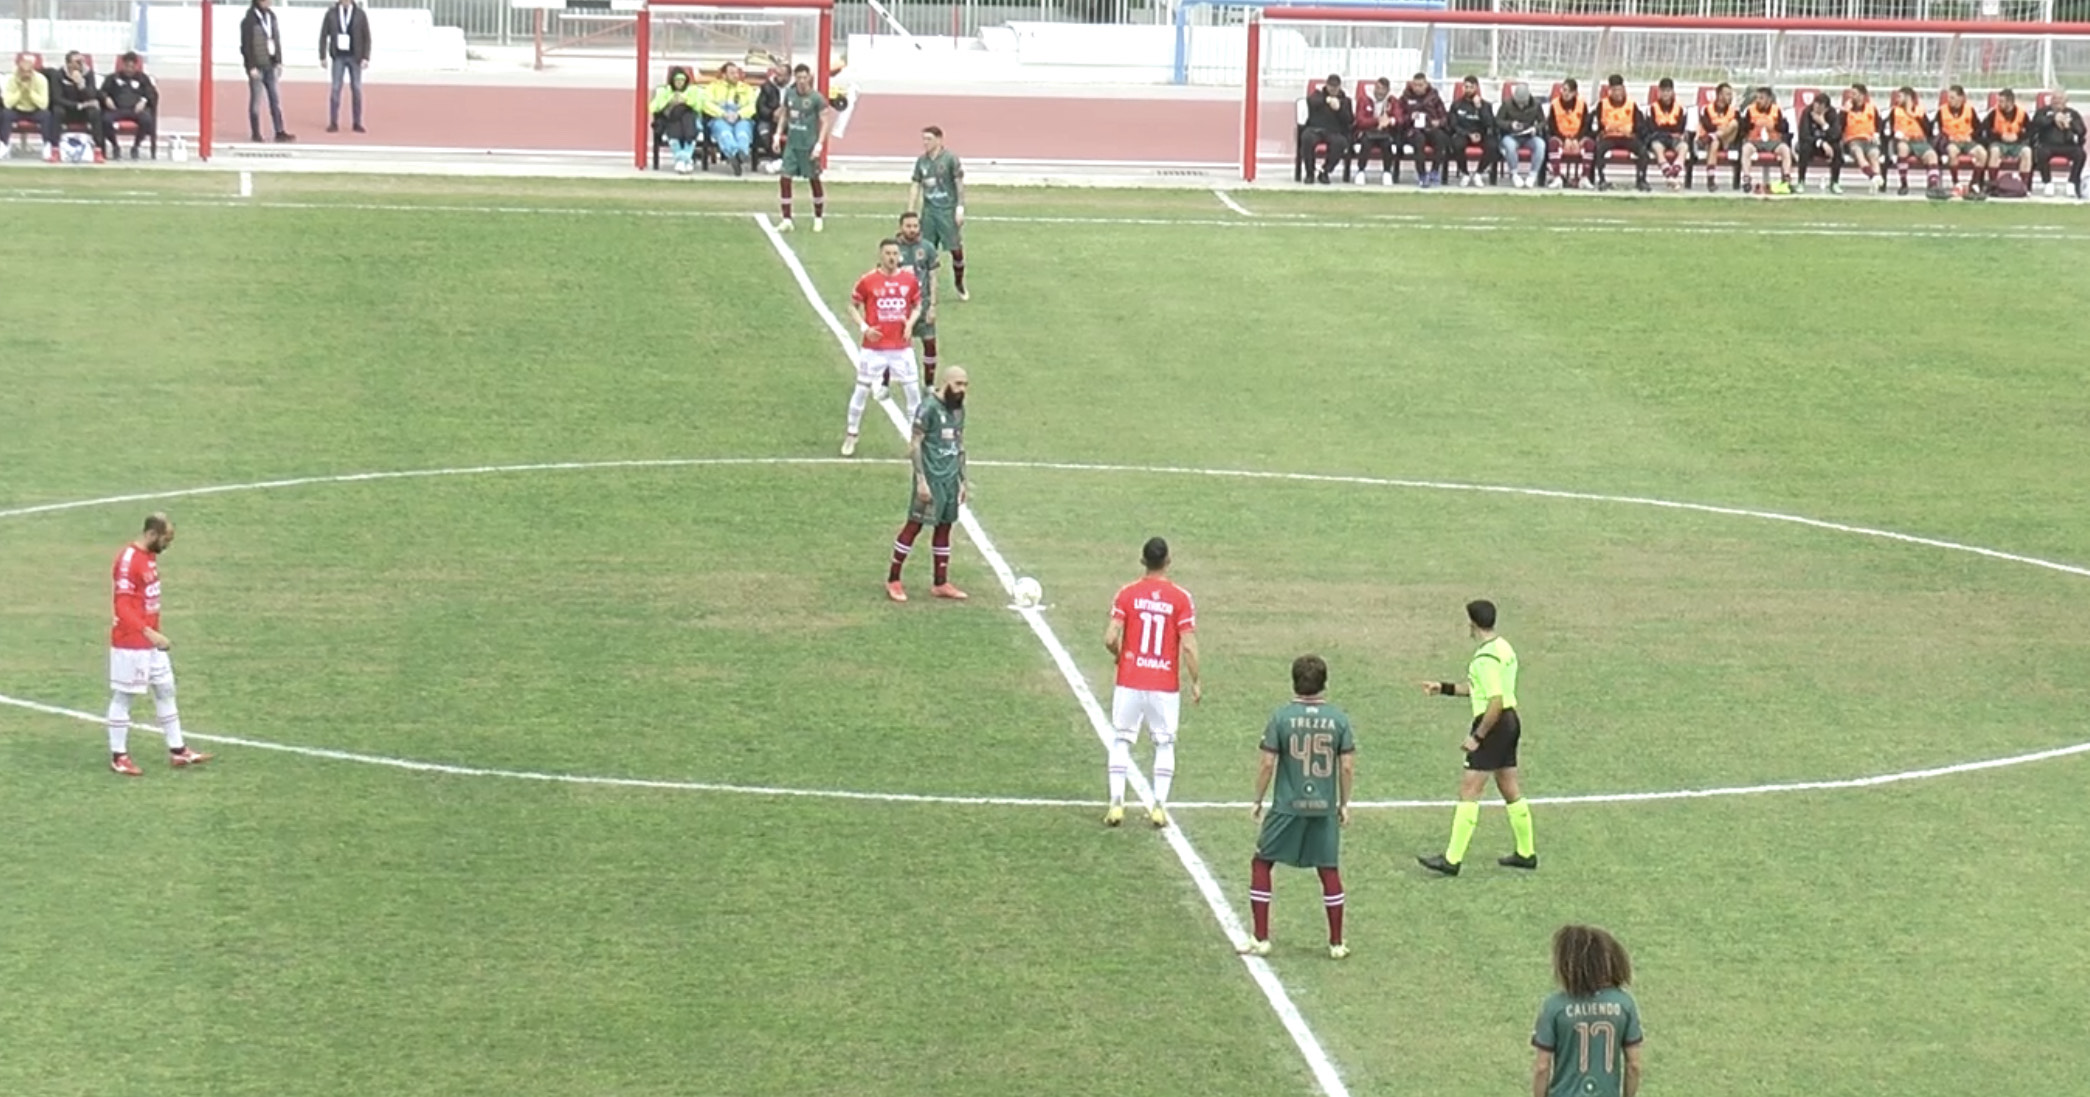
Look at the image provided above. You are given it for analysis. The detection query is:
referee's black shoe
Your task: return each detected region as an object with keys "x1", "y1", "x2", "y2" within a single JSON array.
[
  {"x1": 1498, "y1": 853, "x2": 1540, "y2": 871},
  {"x1": 1416, "y1": 854, "x2": 1461, "y2": 877}
]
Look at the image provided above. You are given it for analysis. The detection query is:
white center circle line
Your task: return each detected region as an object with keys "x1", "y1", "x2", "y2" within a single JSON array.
[{"x1": 4, "y1": 455, "x2": 2086, "y2": 807}]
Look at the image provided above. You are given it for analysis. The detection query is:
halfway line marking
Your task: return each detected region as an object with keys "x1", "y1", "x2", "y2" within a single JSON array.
[{"x1": 752, "y1": 211, "x2": 1354, "y2": 1097}]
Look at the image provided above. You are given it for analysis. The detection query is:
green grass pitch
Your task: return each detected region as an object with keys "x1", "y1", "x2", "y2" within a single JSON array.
[{"x1": 2, "y1": 173, "x2": 2089, "y2": 1096}]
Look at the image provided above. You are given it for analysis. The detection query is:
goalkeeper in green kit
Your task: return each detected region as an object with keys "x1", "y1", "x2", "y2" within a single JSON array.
[{"x1": 1239, "y1": 654, "x2": 1355, "y2": 961}]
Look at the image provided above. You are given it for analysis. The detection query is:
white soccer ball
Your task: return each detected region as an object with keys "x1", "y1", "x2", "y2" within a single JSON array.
[{"x1": 1013, "y1": 576, "x2": 1043, "y2": 608}]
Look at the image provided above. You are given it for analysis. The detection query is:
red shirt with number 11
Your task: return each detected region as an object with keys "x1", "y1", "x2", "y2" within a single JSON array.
[{"x1": 1110, "y1": 577, "x2": 1195, "y2": 692}]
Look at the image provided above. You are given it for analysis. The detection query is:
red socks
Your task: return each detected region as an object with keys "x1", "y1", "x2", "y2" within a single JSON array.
[
  {"x1": 810, "y1": 178, "x2": 826, "y2": 218},
  {"x1": 1319, "y1": 866, "x2": 1345, "y2": 946},
  {"x1": 890, "y1": 520, "x2": 921, "y2": 581},
  {"x1": 949, "y1": 246, "x2": 966, "y2": 293},
  {"x1": 779, "y1": 177, "x2": 793, "y2": 221},
  {"x1": 931, "y1": 523, "x2": 952, "y2": 585},
  {"x1": 921, "y1": 337, "x2": 938, "y2": 387},
  {"x1": 1249, "y1": 858, "x2": 1273, "y2": 941}
]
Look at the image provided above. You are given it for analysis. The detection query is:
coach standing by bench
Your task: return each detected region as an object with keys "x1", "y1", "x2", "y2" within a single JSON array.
[
  {"x1": 241, "y1": 0, "x2": 295, "y2": 142},
  {"x1": 321, "y1": 0, "x2": 370, "y2": 134}
]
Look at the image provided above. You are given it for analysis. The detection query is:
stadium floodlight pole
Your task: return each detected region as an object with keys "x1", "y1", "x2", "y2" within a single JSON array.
[
  {"x1": 1241, "y1": 10, "x2": 1260, "y2": 183},
  {"x1": 199, "y1": 0, "x2": 214, "y2": 161}
]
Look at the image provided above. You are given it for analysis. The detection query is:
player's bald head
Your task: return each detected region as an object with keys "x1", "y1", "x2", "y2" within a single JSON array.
[{"x1": 940, "y1": 366, "x2": 968, "y2": 392}]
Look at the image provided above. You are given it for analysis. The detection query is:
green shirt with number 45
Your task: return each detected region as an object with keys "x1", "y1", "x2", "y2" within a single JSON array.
[{"x1": 1260, "y1": 699, "x2": 1355, "y2": 817}]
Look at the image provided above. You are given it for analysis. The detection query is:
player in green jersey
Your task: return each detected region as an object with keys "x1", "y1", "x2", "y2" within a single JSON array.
[
  {"x1": 771, "y1": 64, "x2": 833, "y2": 233},
  {"x1": 885, "y1": 367, "x2": 969, "y2": 603},
  {"x1": 1239, "y1": 654, "x2": 1355, "y2": 961},
  {"x1": 1531, "y1": 925, "x2": 1644, "y2": 1097},
  {"x1": 1419, "y1": 599, "x2": 1538, "y2": 876},
  {"x1": 907, "y1": 125, "x2": 969, "y2": 300},
  {"x1": 894, "y1": 212, "x2": 942, "y2": 388}
]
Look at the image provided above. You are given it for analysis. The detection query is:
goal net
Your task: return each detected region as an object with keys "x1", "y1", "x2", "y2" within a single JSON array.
[
  {"x1": 627, "y1": 0, "x2": 835, "y2": 168},
  {"x1": 1238, "y1": 6, "x2": 2090, "y2": 179}
]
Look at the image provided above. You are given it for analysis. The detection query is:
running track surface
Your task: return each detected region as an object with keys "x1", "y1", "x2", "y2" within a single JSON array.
[{"x1": 153, "y1": 77, "x2": 1291, "y2": 162}]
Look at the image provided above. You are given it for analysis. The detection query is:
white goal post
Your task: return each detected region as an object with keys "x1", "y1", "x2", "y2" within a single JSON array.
[{"x1": 1239, "y1": 7, "x2": 2090, "y2": 180}]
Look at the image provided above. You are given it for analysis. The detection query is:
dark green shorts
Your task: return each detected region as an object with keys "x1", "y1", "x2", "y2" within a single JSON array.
[
  {"x1": 1992, "y1": 141, "x2": 2028, "y2": 159},
  {"x1": 911, "y1": 314, "x2": 937, "y2": 341},
  {"x1": 1748, "y1": 139, "x2": 1786, "y2": 154},
  {"x1": 907, "y1": 482, "x2": 960, "y2": 526},
  {"x1": 921, "y1": 208, "x2": 962, "y2": 251},
  {"x1": 1897, "y1": 139, "x2": 1934, "y2": 159},
  {"x1": 1256, "y1": 811, "x2": 1341, "y2": 869},
  {"x1": 779, "y1": 144, "x2": 822, "y2": 179}
]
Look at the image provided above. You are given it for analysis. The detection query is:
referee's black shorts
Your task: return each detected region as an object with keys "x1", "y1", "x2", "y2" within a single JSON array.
[{"x1": 1464, "y1": 709, "x2": 1521, "y2": 772}]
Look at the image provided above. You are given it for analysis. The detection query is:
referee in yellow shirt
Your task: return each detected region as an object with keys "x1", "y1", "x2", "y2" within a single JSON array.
[{"x1": 1418, "y1": 599, "x2": 1537, "y2": 875}]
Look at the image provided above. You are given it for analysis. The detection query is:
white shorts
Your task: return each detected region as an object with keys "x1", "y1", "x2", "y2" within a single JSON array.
[
  {"x1": 1111, "y1": 687, "x2": 1181, "y2": 744},
  {"x1": 110, "y1": 647, "x2": 174, "y2": 696},
  {"x1": 856, "y1": 347, "x2": 917, "y2": 386}
]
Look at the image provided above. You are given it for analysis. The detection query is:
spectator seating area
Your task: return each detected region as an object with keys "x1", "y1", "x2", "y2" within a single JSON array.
[
  {"x1": 1296, "y1": 77, "x2": 2087, "y2": 199},
  {"x1": 5, "y1": 51, "x2": 159, "y2": 162}
]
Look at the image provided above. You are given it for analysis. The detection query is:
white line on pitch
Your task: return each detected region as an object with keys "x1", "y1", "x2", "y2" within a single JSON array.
[
  {"x1": 6, "y1": 456, "x2": 2089, "y2": 817},
  {"x1": 752, "y1": 212, "x2": 1354, "y2": 1097},
  {"x1": 4, "y1": 193, "x2": 2087, "y2": 243},
  {"x1": 8, "y1": 685, "x2": 2083, "y2": 812},
  {"x1": 1212, "y1": 187, "x2": 1255, "y2": 217},
  {"x1": 0, "y1": 692, "x2": 1098, "y2": 807}
]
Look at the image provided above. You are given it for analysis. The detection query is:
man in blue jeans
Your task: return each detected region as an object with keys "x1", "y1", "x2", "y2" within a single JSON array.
[
  {"x1": 320, "y1": 0, "x2": 371, "y2": 133},
  {"x1": 1495, "y1": 81, "x2": 1546, "y2": 188},
  {"x1": 240, "y1": 0, "x2": 295, "y2": 142}
]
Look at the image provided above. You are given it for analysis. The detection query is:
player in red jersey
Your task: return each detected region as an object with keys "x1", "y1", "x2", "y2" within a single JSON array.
[
  {"x1": 108, "y1": 513, "x2": 211, "y2": 776},
  {"x1": 1102, "y1": 537, "x2": 1201, "y2": 828},
  {"x1": 841, "y1": 238, "x2": 923, "y2": 457}
]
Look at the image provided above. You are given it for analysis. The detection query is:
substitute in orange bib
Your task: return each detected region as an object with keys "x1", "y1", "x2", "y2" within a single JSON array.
[
  {"x1": 1546, "y1": 78, "x2": 1591, "y2": 188},
  {"x1": 1986, "y1": 88, "x2": 2035, "y2": 185},
  {"x1": 1888, "y1": 86, "x2": 1942, "y2": 194},
  {"x1": 842, "y1": 238, "x2": 924, "y2": 456},
  {"x1": 108, "y1": 513, "x2": 212, "y2": 776},
  {"x1": 1103, "y1": 537, "x2": 1201, "y2": 829},
  {"x1": 1698, "y1": 82, "x2": 1741, "y2": 191},
  {"x1": 1935, "y1": 84, "x2": 1990, "y2": 193},
  {"x1": 1840, "y1": 83, "x2": 1885, "y2": 190},
  {"x1": 1741, "y1": 85, "x2": 1796, "y2": 190},
  {"x1": 1646, "y1": 78, "x2": 1690, "y2": 190},
  {"x1": 1591, "y1": 74, "x2": 1646, "y2": 191}
]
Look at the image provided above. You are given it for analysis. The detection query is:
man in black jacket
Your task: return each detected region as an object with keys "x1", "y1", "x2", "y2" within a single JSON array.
[
  {"x1": 54, "y1": 51, "x2": 101, "y2": 152},
  {"x1": 1299, "y1": 73, "x2": 1353, "y2": 184},
  {"x1": 753, "y1": 63, "x2": 788, "y2": 168},
  {"x1": 1438, "y1": 75, "x2": 1493, "y2": 186},
  {"x1": 2032, "y1": 89, "x2": 2086, "y2": 198},
  {"x1": 1794, "y1": 92, "x2": 1843, "y2": 192},
  {"x1": 321, "y1": 0, "x2": 371, "y2": 133},
  {"x1": 241, "y1": 0, "x2": 295, "y2": 142},
  {"x1": 99, "y1": 51, "x2": 157, "y2": 159}
]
